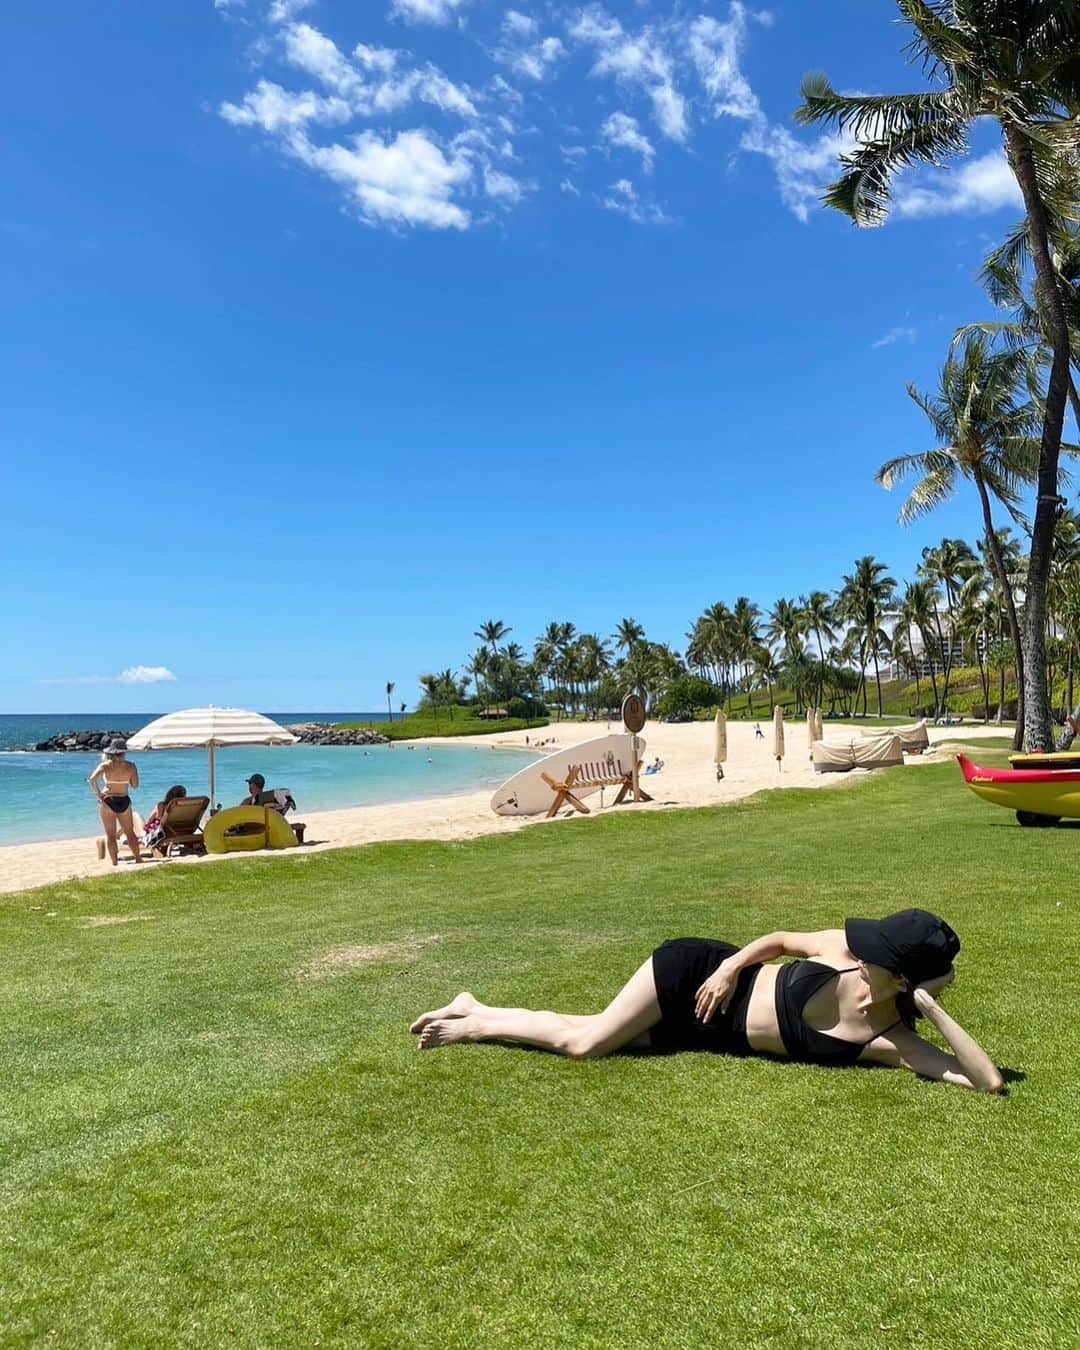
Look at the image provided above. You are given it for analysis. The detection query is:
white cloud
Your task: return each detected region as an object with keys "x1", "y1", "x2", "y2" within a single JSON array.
[
  {"x1": 213, "y1": 0, "x2": 246, "y2": 10},
  {"x1": 560, "y1": 178, "x2": 581, "y2": 196},
  {"x1": 872, "y1": 325, "x2": 918, "y2": 349},
  {"x1": 895, "y1": 151, "x2": 1022, "y2": 219},
  {"x1": 569, "y1": 5, "x2": 689, "y2": 142},
  {"x1": 601, "y1": 112, "x2": 654, "y2": 172},
  {"x1": 687, "y1": 11, "x2": 760, "y2": 121},
  {"x1": 277, "y1": 23, "x2": 477, "y2": 119},
  {"x1": 119, "y1": 666, "x2": 178, "y2": 685},
  {"x1": 740, "y1": 120, "x2": 850, "y2": 222},
  {"x1": 44, "y1": 666, "x2": 178, "y2": 686},
  {"x1": 287, "y1": 127, "x2": 474, "y2": 229},
  {"x1": 491, "y1": 12, "x2": 566, "y2": 81},
  {"x1": 599, "y1": 178, "x2": 672, "y2": 226},
  {"x1": 283, "y1": 22, "x2": 363, "y2": 95},
  {"x1": 391, "y1": 0, "x2": 470, "y2": 26},
  {"x1": 268, "y1": 0, "x2": 312, "y2": 21},
  {"x1": 484, "y1": 165, "x2": 530, "y2": 203},
  {"x1": 221, "y1": 80, "x2": 352, "y2": 131},
  {"x1": 503, "y1": 10, "x2": 537, "y2": 38}
]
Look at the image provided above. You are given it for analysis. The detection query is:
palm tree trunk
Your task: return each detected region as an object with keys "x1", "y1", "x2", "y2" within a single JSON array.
[
  {"x1": 1005, "y1": 127, "x2": 1073, "y2": 750},
  {"x1": 974, "y1": 471, "x2": 1025, "y2": 751},
  {"x1": 872, "y1": 645, "x2": 883, "y2": 718}
]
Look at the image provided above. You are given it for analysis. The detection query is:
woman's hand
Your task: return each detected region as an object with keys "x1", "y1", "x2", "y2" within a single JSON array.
[
  {"x1": 694, "y1": 957, "x2": 740, "y2": 1024},
  {"x1": 913, "y1": 986, "x2": 937, "y2": 1015}
]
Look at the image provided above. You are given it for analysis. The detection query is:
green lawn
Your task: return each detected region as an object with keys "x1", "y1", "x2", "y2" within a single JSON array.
[
  {"x1": 2, "y1": 750, "x2": 1076, "y2": 1347},
  {"x1": 337, "y1": 707, "x2": 549, "y2": 740}
]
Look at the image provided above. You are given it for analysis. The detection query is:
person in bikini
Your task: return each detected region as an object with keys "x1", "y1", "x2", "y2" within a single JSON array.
[
  {"x1": 88, "y1": 738, "x2": 143, "y2": 865},
  {"x1": 410, "y1": 909, "x2": 1003, "y2": 1093}
]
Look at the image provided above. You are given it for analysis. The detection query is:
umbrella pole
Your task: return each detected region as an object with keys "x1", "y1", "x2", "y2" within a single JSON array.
[{"x1": 209, "y1": 744, "x2": 216, "y2": 811}]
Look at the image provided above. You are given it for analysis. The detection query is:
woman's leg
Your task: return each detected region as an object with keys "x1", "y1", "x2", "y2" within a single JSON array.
[
  {"x1": 411, "y1": 993, "x2": 594, "y2": 1035},
  {"x1": 417, "y1": 957, "x2": 661, "y2": 1057},
  {"x1": 117, "y1": 807, "x2": 142, "y2": 862},
  {"x1": 98, "y1": 803, "x2": 119, "y2": 865}
]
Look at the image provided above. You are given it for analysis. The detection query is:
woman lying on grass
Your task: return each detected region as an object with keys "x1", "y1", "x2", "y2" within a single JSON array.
[{"x1": 411, "y1": 909, "x2": 1004, "y2": 1092}]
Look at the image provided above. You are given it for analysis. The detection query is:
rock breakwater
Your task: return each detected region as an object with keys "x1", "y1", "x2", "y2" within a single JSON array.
[
  {"x1": 285, "y1": 722, "x2": 389, "y2": 746},
  {"x1": 27, "y1": 731, "x2": 135, "y2": 753}
]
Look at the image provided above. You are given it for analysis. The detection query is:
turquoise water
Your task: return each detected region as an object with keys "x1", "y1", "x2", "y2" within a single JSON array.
[{"x1": 0, "y1": 714, "x2": 531, "y2": 846}]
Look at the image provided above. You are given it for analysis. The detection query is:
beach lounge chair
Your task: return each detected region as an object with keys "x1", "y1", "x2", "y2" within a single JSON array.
[
  {"x1": 152, "y1": 795, "x2": 209, "y2": 857},
  {"x1": 255, "y1": 788, "x2": 306, "y2": 844}
]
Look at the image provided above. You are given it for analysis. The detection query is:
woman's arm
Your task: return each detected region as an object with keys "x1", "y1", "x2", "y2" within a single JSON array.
[
  {"x1": 129, "y1": 762, "x2": 139, "y2": 789},
  {"x1": 868, "y1": 992, "x2": 1003, "y2": 1092},
  {"x1": 87, "y1": 762, "x2": 106, "y2": 796},
  {"x1": 694, "y1": 929, "x2": 838, "y2": 1022}
]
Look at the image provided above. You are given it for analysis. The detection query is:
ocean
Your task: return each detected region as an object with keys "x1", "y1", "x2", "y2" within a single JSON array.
[{"x1": 0, "y1": 714, "x2": 531, "y2": 846}]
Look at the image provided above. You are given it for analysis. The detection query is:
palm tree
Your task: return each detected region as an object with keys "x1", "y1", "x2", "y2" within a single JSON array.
[
  {"x1": 466, "y1": 648, "x2": 490, "y2": 711},
  {"x1": 877, "y1": 336, "x2": 1049, "y2": 747},
  {"x1": 958, "y1": 220, "x2": 1080, "y2": 434},
  {"x1": 474, "y1": 620, "x2": 510, "y2": 661},
  {"x1": 614, "y1": 618, "x2": 645, "y2": 656},
  {"x1": 838, "y1": 557, "x2": 896, "y2": 717},
  {"x1": 800, "y1": 590, "x2": 836, "y2": 706},
  {"x1": 751, "y1": 645, "x2": 779, "y2": 715},
  {"x1": 796, "y1": 1, "x2": 1080, "y2": 747},
  {"x1": 766, "y1": 598, "x2": 805, "y2": 662},
  {"x1": 419, "y1": 673, "x2": 440, "y2": 723},
  {"x1": 900, "y1": 580, "x2": 941, "y2": 716},
  {"x1": 385, "y1": 680, "x2": 395, "y2": 723}
]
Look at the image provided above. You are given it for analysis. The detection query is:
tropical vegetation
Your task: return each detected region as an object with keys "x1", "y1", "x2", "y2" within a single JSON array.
[{"x1": 796, "y1": 0, "x2": 1080, "y2": 748}]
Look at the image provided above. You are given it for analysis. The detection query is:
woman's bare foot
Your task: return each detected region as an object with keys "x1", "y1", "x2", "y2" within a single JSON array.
[
  {"x1": 409, "y1": 991, "x2": 479, "y2": 1035},
  {"x1": 418, "y1": 1015, "x2": 480, "y2": 1050}
]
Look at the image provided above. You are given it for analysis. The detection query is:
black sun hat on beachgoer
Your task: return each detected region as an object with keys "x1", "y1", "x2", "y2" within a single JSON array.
[
  {"x1": 104, "y1": 737, "x2": 127, "y2": 756},
  {"x1": 845, "y1": 909, "x2": 960, "y2": 986}
]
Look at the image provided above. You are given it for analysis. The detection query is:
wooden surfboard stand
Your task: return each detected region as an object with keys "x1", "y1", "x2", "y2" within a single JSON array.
[{"x1": 541, "y1": 757, "x2": 652, "y2": 818}]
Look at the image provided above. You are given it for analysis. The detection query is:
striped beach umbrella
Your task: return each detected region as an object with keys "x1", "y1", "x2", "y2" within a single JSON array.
[{"x1": 127, "y1": 707, "x2": 298, "y2": 808}]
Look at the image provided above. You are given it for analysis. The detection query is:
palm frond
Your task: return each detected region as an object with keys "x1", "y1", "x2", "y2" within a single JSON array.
[
  {"x1": 897, "y1": 463, "x2": 959, "y2": 525},
  {"x1": 822, "y1": 117, "x2": 971, "y2": 225}
]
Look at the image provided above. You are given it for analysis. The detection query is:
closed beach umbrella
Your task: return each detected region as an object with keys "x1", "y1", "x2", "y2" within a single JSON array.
[
  {"x1": 807, "y1": 708, "x2": 816, "y2": 757},
  {"x1": 127, "y1": 707, "x2": 299, "y2": 808},
  {"x1": 713, "y1": 709, "x2": 727, "y2": 780},
  {"x1": 773, "y1": 706, "x2": 785, "y2": 771},
  {"x1": 814, "y1": 708, "x2": 824, "y2": 742}
]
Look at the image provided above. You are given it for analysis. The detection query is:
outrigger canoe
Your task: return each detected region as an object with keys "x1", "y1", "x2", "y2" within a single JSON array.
[
  {"x1": 1008, "y1": 750, "x2": 1080, "y2": 771},
  {"x1": 958, "y1": 753, "x2": 1080, "y2": 826}
]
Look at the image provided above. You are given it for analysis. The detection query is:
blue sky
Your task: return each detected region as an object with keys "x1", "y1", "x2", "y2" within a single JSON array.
[{"x1": 2, "y1": 0, "x2": 1033, "y2": 713}]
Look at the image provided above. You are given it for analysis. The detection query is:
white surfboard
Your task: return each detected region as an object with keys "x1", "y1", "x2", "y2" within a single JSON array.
[{"x1": 490, "y1": 733, "x2": 646, "y2": 817}]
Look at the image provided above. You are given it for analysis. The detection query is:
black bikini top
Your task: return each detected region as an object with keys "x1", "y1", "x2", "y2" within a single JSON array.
[{"x1": 775, "y1": 962, "x2": 903, "y2": 1067}]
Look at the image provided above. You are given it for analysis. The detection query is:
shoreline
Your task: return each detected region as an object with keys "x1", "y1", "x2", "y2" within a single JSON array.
[{"x1": 0, "y1": 720, "x2": 1010, "y2": 898}]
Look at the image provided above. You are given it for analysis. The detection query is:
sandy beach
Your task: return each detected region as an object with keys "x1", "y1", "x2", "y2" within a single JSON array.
[{"x1": 0, "y1": 719, "x2": 1009, "y2": 897}]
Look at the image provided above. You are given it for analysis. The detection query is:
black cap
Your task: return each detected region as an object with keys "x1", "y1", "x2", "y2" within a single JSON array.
[
  {"x1": 845, "y1": 909, "x2": 960, "y2": 986},
  {"x1": 247, "y1": 773, "x2": 265, "y2": 789}
]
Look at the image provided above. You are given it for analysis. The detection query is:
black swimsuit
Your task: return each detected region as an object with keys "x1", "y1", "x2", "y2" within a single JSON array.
[
  {"x1": 775, "y1": 961, "x2": 903, "y2": 1066},
  {"x1": 650, "y1": 939, "x2": 762, "y2": 1055},
  {"x1": 650, "y1": 942, "x2": 902, "y2": 1064},
  {"x1": 102, "y1": 795, "x2": 131, "y2": 814}
]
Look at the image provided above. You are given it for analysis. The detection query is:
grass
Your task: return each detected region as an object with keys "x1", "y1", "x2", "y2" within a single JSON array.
[
  {"x1": 2, "y1": 751, "x2": 1076, "y2": 1347},
  {"x1": 337, "y1": 706, "x2": 549, "y2": 740}
]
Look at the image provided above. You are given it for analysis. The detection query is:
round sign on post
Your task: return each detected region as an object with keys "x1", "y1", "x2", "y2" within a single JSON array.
[
  {"x1": 621, "y1": 694, "x2": 646, "y2": 734},
  {"x1": 621, "y1": 695, "x2": 647, "y2": 804}
]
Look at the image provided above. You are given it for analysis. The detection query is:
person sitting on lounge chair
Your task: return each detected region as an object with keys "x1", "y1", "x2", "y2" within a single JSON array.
[
  {"x1": 241, "y1": 773, "x2": 297, "y2": 814},
  {"x1": 143, "y1": 784, "x2": 187, "y2": 849}
]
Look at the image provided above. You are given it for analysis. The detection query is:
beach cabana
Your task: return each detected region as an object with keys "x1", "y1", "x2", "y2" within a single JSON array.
[{"x1": 127, "y1": 707, "x2": 298, "y2": 808}]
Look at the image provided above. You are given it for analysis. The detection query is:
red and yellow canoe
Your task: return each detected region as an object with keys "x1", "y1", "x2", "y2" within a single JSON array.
[{"x1": 958, "y1": 753, "x2": 1080, "y2": 826}]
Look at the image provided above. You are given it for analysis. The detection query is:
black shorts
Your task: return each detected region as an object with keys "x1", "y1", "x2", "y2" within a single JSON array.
[{"x1": 649, "y1": 938, "x2": 760, "y2": 1056}]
